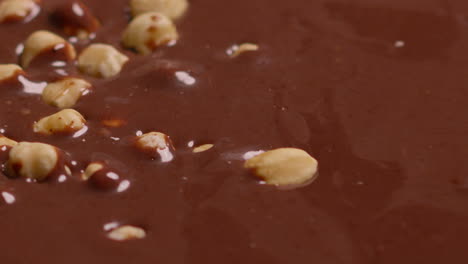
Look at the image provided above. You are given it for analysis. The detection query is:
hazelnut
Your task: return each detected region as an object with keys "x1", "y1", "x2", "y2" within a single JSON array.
[
  {"x1": 51, "y1": 0, "x2": 100, "y2": 39},
  {"x1": 122, "y1": 12, "x2": 178, "y2": 55},
  {"x1": 42, "y1": 77, "x2": 91, "y2": 108},
  {"x1": 21, "y1": 30, "x2": 76, "y2": 68},
  {"x1": 193, "y1": 144, "x2": 214, "y2": 153},
  {"x1": 107, "y1": 225, "x2": 146, "y2": 241},
  {"x1": 0, "y1": 64, "x2": 24, "y2": 83},
  {"x1": 130, "y1": 0, "x2": 188, "y2": 20},
  {"x1": 135, "y1": 132, "x2": 174, "y2": 162},
  {"x1": 82, "y1": 162, "x2": 103, "y2": 180},
  {"x1": 77, "y1": 44, "x2": 129, "y2": 78},
  {"x1": 34, "y1": 109, "x2": 86, "y2": 135},
  {"x1": 82, "y1": 162, "x2": 129, "y2": 192},
  {"x1": 244, "y1": 148, "x2": 318, "y2": 187},
  {"x1": 6, "y1": 142, "x2": 60, "y2": 181},
  {"x1": 0, "y1": 0, "x2": 40, "y2": 23},
  {"x1": 227, "y1": 43, "x2": 259, "y2": 58}
]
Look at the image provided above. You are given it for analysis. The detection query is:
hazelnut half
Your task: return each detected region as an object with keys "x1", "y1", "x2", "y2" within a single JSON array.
[
  {"x1": 34, "y1": 109, "x2": 86, "y2": 135},
  {"x1": 135, "y1": 132, "x2": 174, "y2": 162},
  {"x1": 77, "y1": 44, "x2": 129, "y2": 78},
  {"x1": 244, "y1": 148, "x2": 318, "y2": 187},
  {"x1": 0, "y1": 64, "x2": 24, "y2": 83},
  {"x1": 122, "y1": 12, "x2": 178, "y2": 55},
  {"x1": 42, "y1": 77, "x2": 91, "y2": 108},
  {"x1": 21, "y1": 30, "x2": 76, "y2": 68},
  {"x1": 6, "y1": 142, "x2": 61, "y2": 181},
  {"x1": 0, "y1": 0, "x2": 40, "y2": 23}
]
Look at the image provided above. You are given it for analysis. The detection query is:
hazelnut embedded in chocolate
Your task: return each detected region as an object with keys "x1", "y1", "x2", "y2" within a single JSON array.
[
  {"x1": 5, "y1": 142, "x2": 66, "y2": 181},
  {"x1": 42, "y1": 77, "x2": 91, "y2": 108},
  {"x1": 33, "y1": 109, "x2": 86, "y2": 135},
  {"x1": 0, "y1": 64, "x2": 24, "y2": 84},
  {"x1": 82, "y1": 162, "x2": 129, "y2": 192},
  {"x1": 135, "y1": 132, "x2": 174, "y2": 162},
  {"x1": 51, "y1": 0, "x2": 100, "y2": 39},
  {"x1": 107, "y1": 225, "x2": 146, "y2": 241},
  {"x1": 78, "y1": 44, "x2": 129, "y2": 78},
  {"x1": 20, "y1": 30, "x2": 76, "y2": 68},
  {"x1": 227, "y1": 43, "x2": 259, "y2": 58},
  {"x1": 0, "y1": 0, "x2": 40, "y2": 24},
  {"x1": 244, "y1": 148, "x2": 318, "y2": 187},
  {"x1": 130, "y1": 0, "x2": 188, "y2": 20},
  {"x1": 122, "y1": 12, "x2": 178, "y2": 55}
]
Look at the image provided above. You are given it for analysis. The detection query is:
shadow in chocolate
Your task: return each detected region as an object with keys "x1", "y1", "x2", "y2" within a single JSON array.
[
  {"x1": 290, "y1": 86, "x2": 405, "y2": 217},
  {"x1": 324, "y1": 1, "x2": 459, "y2": 60}
]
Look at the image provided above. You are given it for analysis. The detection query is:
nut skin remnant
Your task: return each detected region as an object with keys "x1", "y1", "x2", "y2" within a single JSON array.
[
  {"x1": 107, "y1": 225, "x2": 146, "y2": 241},
  {"x1": 42, "y1": 78, "x2": 91, "y2": 108},
  {"x1": 0, "y1": 64, "x2": 24, "y2": 83},
  {"x1": 21, "y1": 30, "x2": 76, "y2": 68},
  {"x1": 0, "y1": 0, "x2": 40, "y2": 23},
  {"x1": 6, "y1": 142, "x2": 60, "y2": 181},
  {"x1": 244, "y1": 148, "x2": 318, "y2": 187},
  {"x1": 78, "y1": 44, "x2": 129, "y2": 78},
  {"x1": 34, "y1": 109, "x2": 86, "y2": 135},
  {"x1": 122, "y1": 12, "x2": 178, "y2": 55},
  {"x1": 130, "y1": 0, "x2": 188, "y2": 20}
]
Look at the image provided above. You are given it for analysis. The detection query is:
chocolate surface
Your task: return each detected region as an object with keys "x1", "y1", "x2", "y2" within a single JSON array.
[{"x1": 1, "y1": 0, "x2": 468, "y2": 263}]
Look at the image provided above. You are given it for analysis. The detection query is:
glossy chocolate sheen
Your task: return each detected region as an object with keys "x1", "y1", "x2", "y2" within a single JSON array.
[{"x1": 1, "y1": 0, "x2": 468, "y2": 263}]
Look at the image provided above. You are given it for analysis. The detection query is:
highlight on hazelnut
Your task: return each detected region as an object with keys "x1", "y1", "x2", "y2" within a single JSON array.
[
  {"x1": 135, "y1": 131, "x2": 174, "y2": 162},
  {"x1": 20, "y1": 30, "x2": 76, "y2": 68},
  {"x1": 107, "y1": 225, "x2": 146, "y2": 241},
  {"x1": 33, "y1": 109, "x2": 86, "y2": 135},
  {"x1": 244, "y1": 148, "x2": 318, "y2": 187},
  {"x1": 122, "y1": 12, "x2": 178, "y2": 55},
  {"x1": 0, "y1": 64, "x2": 24, "y2": 83},
  {"x1": 77, "y1": 44, "x2": 129, "y2": 78},
  {"x1": 0, "y1": 0, "x2": 40, "y2": 23},
  {"x1": 6, "y1": 142, "x2": 62, "y2": 181},
  {"x1": 51, "y1": 0, "x2": 100, "y2": 39},
  {"x1": 130, "y1": 0, "x2": 188, "y2": 20},
  {"x1": 42, "y1": 77, "x2": 91, "y2": 108}
]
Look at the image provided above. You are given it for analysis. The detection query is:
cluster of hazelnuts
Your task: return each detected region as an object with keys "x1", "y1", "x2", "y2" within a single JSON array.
[{"x1": 0, "y1": 0, "x2": 189, "y2": 189}]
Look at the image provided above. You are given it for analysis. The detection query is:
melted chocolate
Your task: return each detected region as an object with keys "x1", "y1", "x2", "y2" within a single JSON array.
[{"x1": 1, "y1": 0, "x2": 468, "y2": 263}]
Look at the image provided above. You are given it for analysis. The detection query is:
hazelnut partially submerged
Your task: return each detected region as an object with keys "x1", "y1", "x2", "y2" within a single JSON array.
[
  {"x1": 122, "y1": 12, "x2": 178, "y2": 55},
  {"x1": 42, "y1": 77, "x2": 91, "y2": 108},
  {"x1": 0, "y1": 64, "x2": 24, "y2": 83},
  {"x1": 107, "y1": 225, "x2": 146, "y2": 241},
  {"x1": 193, "y1": 144, "x2": 214, "y2": 153},
  {"x1": 34, "y1": 109, "x2": 86, "y2": 135},
  {"x1": 130, "y1": 0, "x2": 188, "y2": 20},
  {"x1": 135, "y1": 132, "x2": 174, "y2": 162},
  {"x1": 0, "y1": 135, "x2": 17, "y2": 148},
  {"x1": 77, "y1": 44, "x2": 129, "y2": 78},
  {"x1": 21, "y1": 30, "x2": 76, "y2": 68},
  {"x1": 227, "y1": 43, "x2": 259, "y2": 58},
  {"x1": 6, "y1": 142, "x2": 63, "y2": 181},
  {"x1": 244, "y1": 148, "x2": 318, "y2": 187},
  {"x1": 0, "y1": 0, "x2": 40, "y2": 23},
  {"x1": 82, "y1": 162, "x2": 129, "y2": 192},
  {"x1": 51, "y1": 0, "x2": 100, "y2": 39}
]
